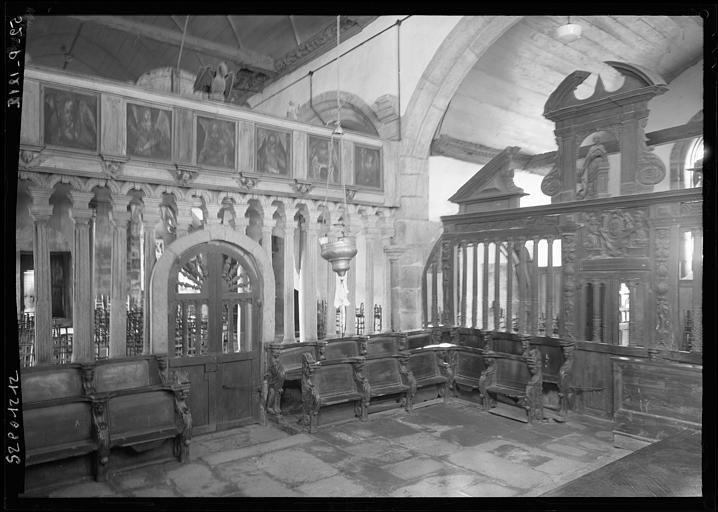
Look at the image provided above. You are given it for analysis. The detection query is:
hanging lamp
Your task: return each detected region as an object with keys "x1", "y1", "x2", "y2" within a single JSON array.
[
  {"x1": 556, "y1": 16, "x2": 582, "y2": 43},
  {"x1": 319, "y1": 15, "x2": 357, "y2": 280}
]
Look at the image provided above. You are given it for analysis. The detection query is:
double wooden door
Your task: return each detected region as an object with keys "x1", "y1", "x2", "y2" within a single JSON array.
[{"x1": 168, "y1": 241, "x2": 261, "y2": 435}]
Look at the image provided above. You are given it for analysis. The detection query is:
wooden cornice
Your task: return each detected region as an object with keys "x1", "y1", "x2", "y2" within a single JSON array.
[
  {"x1": 67, "y1": 15, "x2": 276, "y2": 74},
  {"x1": 430, "y1": 135, "x2": 503, "y2": 166}
]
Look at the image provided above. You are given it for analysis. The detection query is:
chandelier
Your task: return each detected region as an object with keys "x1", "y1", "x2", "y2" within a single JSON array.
[{"x1": 319, "y1": 15, "x2": 357, "y2": 310}]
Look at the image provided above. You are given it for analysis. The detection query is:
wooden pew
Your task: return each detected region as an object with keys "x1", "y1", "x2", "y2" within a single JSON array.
[
  {"x1": 451, "y1": 345, "x2": 486, "y2": 395},
  {"x1": 21, "y1": 364, "x2": 101, "y2": 480},
  {"x1": 89, "y1": 355, "x2": 191, "y2": 479},
  {"x1": 319, "y1": 336, "x2": 367, "y2": 361},
  {"x1": 264, "y1": 341, "x2": 321, "y2": 415},
  {"x1": 366, "y1": 332, "x2": 408, "y2": 357},
  {"x1": 408, "y1": 347, "x2": 449, "y2": 404},
  {"x1": 479, "y1": 348, "x2": 544, "y2": 424},
  {"x1": 364, "y1": 333, "x2": 417, "y2": 412},
  {"x1": 301, "y1": 353, "x2": 369, "y2": 433}
]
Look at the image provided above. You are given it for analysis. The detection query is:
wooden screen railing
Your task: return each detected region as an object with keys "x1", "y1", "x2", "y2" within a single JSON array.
[{"x1": 424, "y1": 188, "x2": 703, "y2": 353}]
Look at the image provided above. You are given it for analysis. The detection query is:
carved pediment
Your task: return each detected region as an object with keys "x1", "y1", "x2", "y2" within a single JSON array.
[{"x1": 449, "y1": 146, "x2": 527, "y2": 208}]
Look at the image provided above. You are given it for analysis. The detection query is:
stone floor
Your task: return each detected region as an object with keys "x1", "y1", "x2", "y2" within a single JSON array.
[{"x1": 25, "y1": 399, "x2": 635, "y2": 498}]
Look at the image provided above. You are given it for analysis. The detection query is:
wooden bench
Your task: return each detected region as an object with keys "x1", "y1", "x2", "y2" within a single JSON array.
[
  {"x1": 301, "y1": 353, "x2": 369, "y2": 433},
  {"x1": 479, "y1": 349, "x2": 544, "y2": 423},
  {"x1": 366, "y1": 354, "x2": 416, "y2": 413},
  {"x1": 21, "y1": 364, "x2": 101, "y2": 480},
  {"x1": 366, "y1": 332, "x2": 408, "y2": 357},
  {"x1": 264, "y1": 341, "x2": 321, "y2": 415},
  {"x1": 319, "y1": 336, "x2": 368, "y2": 361},
  {"x1": 449, "y1": 327, "x2": 484, "y2": 348},
  {"x1": 89, "y1": 355, "x2": 191, "y2": 478},
  {"x1": 408, "y1": 348, "x2": 449, "y2": 404},
  {"x1": 451, "y1": 345, "x2": 487, "y2": 394}
]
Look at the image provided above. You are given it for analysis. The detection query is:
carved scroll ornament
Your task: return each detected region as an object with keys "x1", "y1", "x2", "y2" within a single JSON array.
[{"x1": 541, "y1": 166, "x2": 561, "y2": 197}]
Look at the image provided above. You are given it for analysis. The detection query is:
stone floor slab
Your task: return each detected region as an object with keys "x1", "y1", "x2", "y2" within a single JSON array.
[
  {"x1": 384, "y1": 456, "x2": 446, "y2": 480},
  {"x1": 296, "y1": 474, "x2": 371, "y2": 497},
  {"x1": 390, "y1": 473, "x2": 477, "y2": 497},
  {"x1": 228, "y1": 471, "x2": 304, "y2": 497},
  {"x1": 544, "y1": 443, "x2": 588, "y2": 458},
  {"x1": 256, "y1": 449, "x2": 338, "y2": 485},
  {"x1": 335, "y1": 456, "x2": 407, "y2": 492},
  {"x1": 394, "y1": 432, "x2": 461, "y2": 457},
  {"x1": 166, "y1": 463, "x2": 235, "y2": 496},
  {"x1": 489, "y1": 443, "x2": 553, "y2": 467},
  {"x1": 48, "y1": 481, "x2": 118, "y2": 498},
  {"x1": 462, "y1": 481, "x2": 522, "y2": 497},
  {"x1": 447, "y1": 450, "x2": 552, "y2": 490},
  {"x1": 131, "y1": 486, "x2": 180, "y2": 497},
  {"x1": 203, "y1": 433, "x2": 313, "y2": 466}
]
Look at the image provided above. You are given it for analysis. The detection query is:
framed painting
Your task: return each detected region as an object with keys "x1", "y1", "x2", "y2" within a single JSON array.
[
  {"x1": 256, "y1": 125, "x2": 291, "y2": 176},
  {"x1": 127, "y1": 103, "x2": 172, "y2": 161},
  {"x1": 307, "y1": 135, "x2": 341, "y2": 184},
  {"x1": 354, "y1": 145, "x2": 382, "y2": 189},
  {"x1": 196, "y1": 115, "x2": 236, "y2": 170},
  {"x1": 43, "y1": 87, "x2": 99, "y2": 152}
]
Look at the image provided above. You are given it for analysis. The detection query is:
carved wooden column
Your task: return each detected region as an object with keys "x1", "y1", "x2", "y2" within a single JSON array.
[
  {"x1": 301, "y1": 212, "x2": 319, "y2": 342},
  {"x1": 260, "y1": 206, "x2": 275, "y2": 264},
  {"x1": 591, "y1": 279, "x2": 602, "y2": 343},
  {"x1": 70, "y1": 191, "x2": 96, "y2": 363},
  {"x1": 472, "y1": 242, "x2": 479, "y2": 328},
  {"x1": 559, "y1": 226, "x2": 577, "y2": 341},
  {"x1": 282, "y1": 222, "x2": 295, "y2": 343},
  {"x1": 109, "y1": 197, "x2": 131, "y2": 358},
  {"x1": 628, "y1": 280, "x2": 640, "y2": 346},
  {"x1": 555, "y1": 132, "x2": 576, "y2": 203},
  {"x1": 531, "y1": 238, "x2": 540, "y2": 335},
  {"x1": 461, "y1": 242, "x2": 468, "y2": 327},
  {"x1": 494, "y1": 240, "x2": 501, "y2": 330},
  {"x1": 506, "y1": 240, "x2": 514, "y2": 333},
  {"x1": 653, "y1": 226, "x2": 675, "y2": 349},
  {"x1": 546, "y1": 237, "x2": 554, "y2": 336},
  {"x1": 517, "y1": 238, "x2": 527, "y2": 334},
  {"x1": 326, "y1": 258, "x2": 337, "y2": 337},
  {"x1": 482, "y1": 241, "x2": 489, "y2": 330},
  {"x1": 28, "y1": 187, "x2": 53, "y2": 365},
  {"x1": 174, "y1": 198, "x2": 195, "y2": 238},
  {"x1": 431, "y1": 260, "x2": 439, "y2": 326},
  {"x1": 233, "y1": 195, "x2": 249, "y2": 233},
  {"x1": 440, "y1": 238, "x2": 453, "y2": 326},
  {"x1": 142, "y1": 197, "x2": 162, "y2": 354},
  {"x1": 691, "y1": 229, "x2": 702, "y2": 352}
]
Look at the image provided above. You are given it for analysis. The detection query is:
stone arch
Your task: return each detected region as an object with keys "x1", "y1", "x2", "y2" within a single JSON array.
[
  {"x1": 149, "y1": 224, "x2": 276, "y2": 354},
  {"x1": 393, "y1": 15, "x2": 523, "y2": 330},
  {"x1": 669, "y1": 110, "x2": 703, "y2": 189},
  {"x1": 298, "y1": 90, "x2": 382, "y2": 137}
]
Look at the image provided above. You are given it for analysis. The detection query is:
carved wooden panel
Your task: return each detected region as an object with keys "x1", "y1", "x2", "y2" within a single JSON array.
[
  {"x1": 24, "y1": 403, "x2": 93, "y2": 448},
  {"x1": 238, "y1": 120, "x2": 254, "y2": 172},
  {"x1": 579, "y1": 208, "x2": 649, "y2": 259},
  {"x1": 21, "y1": 79, "x2": 41, "y2": 145},
  {"x1": 21, "y1": 367, "x2": 83, "y2": 402},
  {"x1": 293, "y1": 131, "x2": 307, "y2": 179},
  {"x1": 95, "y1": 360, "x2": 150, "y2": 392},
  {"x1": 101, "y1": 94, "x2": 125, "y2": 156}
]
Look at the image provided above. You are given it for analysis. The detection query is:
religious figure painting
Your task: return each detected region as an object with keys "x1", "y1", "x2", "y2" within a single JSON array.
[
  {"x1": 43, "y1": 87, "x2": 98, "y2": 151},
  {"x1": 127, "y1": 103, "x2": 172, "y2": 160},
  {"x1": 307, "y1": 135, "x2": 340, "y2": 184},
  {"x1": 196, "y1": 116, "x2": 236, "y2": 170},
  {"x1": 256, "y1": 126, "x2": 291, "y2": 176},
  {"x1": 354, "y1": 145, "x2": 382, "y2": 189}
]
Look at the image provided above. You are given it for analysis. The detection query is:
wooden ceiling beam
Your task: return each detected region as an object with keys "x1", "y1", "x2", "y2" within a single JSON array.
[
  {"x1": 226, "y1": 16, "x2": 244, "y2": 49},
  {"x1": 288, "y1": 15, "x2": 302, "y2": 47},
  {"x1": 67, "y1": 15, "x2": 275, "y2": 73}
]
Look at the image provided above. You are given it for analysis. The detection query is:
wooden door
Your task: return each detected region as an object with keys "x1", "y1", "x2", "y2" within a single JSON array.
[{"x1": 168, "y1": 241, "x2": 261, "y2": 434}]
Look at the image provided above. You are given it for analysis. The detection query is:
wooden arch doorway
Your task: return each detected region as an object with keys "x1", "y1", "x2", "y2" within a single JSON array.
[{"x1": 168, "y1": 240, "x2": 262, "y2": 435}]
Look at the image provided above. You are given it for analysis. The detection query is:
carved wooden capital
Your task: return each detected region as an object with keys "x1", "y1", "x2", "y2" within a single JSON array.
[
  {"x1": 174, "y1": 164, "x2": 200, "y2": 186},
  {"x1": 234, "y1": 171, "x2": 260, "y2": 191},
  {"x1": 101, "y1": 154, "x2": 128, "y2": 178},
  {"x1": 292, "y1": 179, "x2": 313, "y2": 196}
]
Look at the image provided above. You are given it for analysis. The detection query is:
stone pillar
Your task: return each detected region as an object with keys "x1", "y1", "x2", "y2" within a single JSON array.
[
  {"x1": 302, "y1": 218, "x2": 319, "y2": 342},
  {"x1": 592, "y1": 279, "x2": 602, "y2": 343},
  {"x1": 531, "y1": 238, "x2": 539, "y2": 335},
  {"x1": 261, "y1": 214, "x2": 275, "y2": 264},
  {"x1": 326, "y1": 262, "x2": 337, "y2": 337},
  {"x1": 494, "y1": 240, "x2": 501, "y2": 330},
  {"x1": 69, "y1": 191, "x2": 96, "y2": 363},
  {"x1": 28, "y1": 188, "x2": 53, "y2": 365},
  {"x1": 282, "y1": 223, "x2": 295, "y2": 343},
  {"x1": 364, "y1": 224, "x2": 379, "y2": 333},
  {"x1": 506, "y1": 240, "x2": 514, "y2": 333},
  {"x1": 142, "y1": 197, "x2": 163, "y2": 354},
  {"x1": 109, "y1": 197, "x2": 131, "y2": 358},
  {"x1": 482, "y1": 241, "x2": 490, "y2": 330},
  {"x1": 233, "y1": 196, "x2": 249, "y2": 233},
  {"x1": 385, "y1": 247, "x2": 404, "y2": 332}
]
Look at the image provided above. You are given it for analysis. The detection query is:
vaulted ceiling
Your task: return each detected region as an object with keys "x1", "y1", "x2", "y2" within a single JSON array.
[
  {"x1": 433, "y1": 15, "x2": 703, "y2": 171},
  {"x1": 25, "y1": 15, "x2": 377, "y2": 101}
]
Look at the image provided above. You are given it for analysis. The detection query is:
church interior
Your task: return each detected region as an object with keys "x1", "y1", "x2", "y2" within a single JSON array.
[{"x1": 9, "y1": 11, "x2": 710, "y2": 501}]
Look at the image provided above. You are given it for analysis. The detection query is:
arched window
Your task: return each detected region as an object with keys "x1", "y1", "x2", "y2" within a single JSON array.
[{"x1": 684, "y1": 137, "x2": 703, "y2": 188}]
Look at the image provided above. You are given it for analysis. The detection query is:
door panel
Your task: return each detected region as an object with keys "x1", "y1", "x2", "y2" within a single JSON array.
[{"x1": 169, "y1": 242, "x2": 262, "y2": 435}]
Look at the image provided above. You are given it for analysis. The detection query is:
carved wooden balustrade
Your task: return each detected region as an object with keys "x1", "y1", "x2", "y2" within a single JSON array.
[{"x1": 424, "y1": 188, "x2": 702, "y2": 354}]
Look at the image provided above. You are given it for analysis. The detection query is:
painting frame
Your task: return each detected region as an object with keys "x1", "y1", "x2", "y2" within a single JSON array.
[
  {"x1": 255, "y1": 124, "x2": 292, "y2": 177},
  {"x1": 41, "y1": 85, "x2": 100, "y2": 154},
  {"x1": 126, "y1": 101, "x2": 173, "y2": 162},
  {"x1": 195, "y1": 114, "x2": 237, "y2": 171},
  {"x1": 307, "y1": 134, "x2": 342, "y2": 185},
  {"x1": 354, "y1": 144, "x2": 383, "y2": 191}
]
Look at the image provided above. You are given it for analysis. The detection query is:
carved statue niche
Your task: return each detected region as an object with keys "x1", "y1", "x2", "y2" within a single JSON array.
[
  {"x1": 81, "y1": 364, "x2": 96, "y2": 395},
  {"x1": 577, "y1": 134, "x2": 610, "y2": 200},
  {"x1": 266, "y1": 346, "x2": 285, "y2": 416},
  {"x1": 173, "y1": 383, "x2": 192, "y2": 462},
  {"x1": 398, "y1": 354, "x2": 417, "y2": 412},
  {"x1": 91, "y1": 400, "x2": 110, "y2": 481},
  {"x1": 524, "y1": 347, "x2": 545, "y2": 424},
  {"x1": 156, "y1": 355, "x2": 169, "y2": 385},
  {"x1": 438, "y1": 349, "x2": 457, "y2": 399},
  {"x1": 352, "y1": 360, "x2": 371, "y2": 421},
  {"x1": 301, "y1": 352, "x2": 320, "y2": 432}
]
